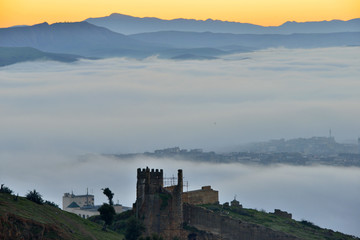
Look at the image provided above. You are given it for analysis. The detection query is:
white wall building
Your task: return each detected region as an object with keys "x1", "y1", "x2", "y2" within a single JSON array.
[{"x1": 63, "y1": 191, "x2": 125, "y2": 219}]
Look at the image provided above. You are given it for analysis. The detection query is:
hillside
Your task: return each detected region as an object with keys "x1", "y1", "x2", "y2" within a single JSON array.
[
  {"x1": 0, "y1": 193, "x2": 123, "y2": 240},
  {"x1": 199, "y1": 204, "x2": 359, "y2": 240},
  {"x1": 0, "y1": 47, "x2": 82, "y2": 67},
  {"x1": 1, "y1": 192, "x2": 358, "y2": 240}
]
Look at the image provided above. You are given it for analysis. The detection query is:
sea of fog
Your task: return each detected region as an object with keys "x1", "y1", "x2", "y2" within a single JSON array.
[{"x1": 0, "y1": 47, "x2": 360, "y2": 236}]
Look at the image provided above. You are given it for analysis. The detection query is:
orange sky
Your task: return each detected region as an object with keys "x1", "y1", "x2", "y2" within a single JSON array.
[{"x1": 0, "y1": 0, "x2": 359, "y2": 28}]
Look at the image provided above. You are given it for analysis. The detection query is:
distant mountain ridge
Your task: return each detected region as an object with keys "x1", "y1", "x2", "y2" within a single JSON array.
[
  {"x1": 129, "y1": 31, "x2": 360, "y2": 50},
  {"x1": 0, "y1": 18, "x2": 359, "y2": 65},
  {"x1": 0, "y1": 47, "x2": 82, "y2": 67},
  {"x1": 0, "y1": 21, "x2": 165, "y2": 58},
  {"x1": 85, "y1": 13, "x2": 360, "y2": 35}
]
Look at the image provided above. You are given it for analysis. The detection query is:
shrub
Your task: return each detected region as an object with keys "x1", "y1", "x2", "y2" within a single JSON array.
[
  {"x1": 44, "y1": 200, "x2": 59, "y2": 208},
  {"x1": 26, "y1": 189, "x2": 44, "y2": 204},
  {"x1": 300, "y1": 219, "x2": 321, "y2": 229},
  {"x1": 125, "y1": 216, "x2": 145, "y2": 240},
  {"x1": 0, "y1": 184, "x2": 13, "y2": 194}
]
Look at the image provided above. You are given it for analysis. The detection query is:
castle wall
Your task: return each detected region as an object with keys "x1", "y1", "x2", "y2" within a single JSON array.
[
  {"x1": 183, "y1": 204, "x2": 300, "y2": 240},
  {"x1": 136, "y1": 168, "x2": 184, "y2": 239},
  {"x1": 182, "y1": 186, "x2": 218, "y2": 205}
]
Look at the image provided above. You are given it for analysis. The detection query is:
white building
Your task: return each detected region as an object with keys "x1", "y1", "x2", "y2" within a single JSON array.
[{"x1": 62, "y1": 191, "x2": 125, "y2": 219}]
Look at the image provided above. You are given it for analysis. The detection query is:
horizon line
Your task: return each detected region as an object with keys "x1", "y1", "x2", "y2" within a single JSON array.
[{"x1": 4, "y1": 12, "x2": 360, "y2": 29}]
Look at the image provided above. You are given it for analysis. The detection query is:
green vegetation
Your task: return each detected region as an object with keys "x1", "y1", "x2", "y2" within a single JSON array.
[
  {"x1": 102, "y1": 188, "x2": 115, "y2": 206},
  {"x1": 98, "y1": 187, "x2": 116, "y2": 230},
  {"x1": 201, "y1": 204, "x2": 359, "y2": 240},
  {"x1": 0, "y1": 184, "x2": 13, "y2": 194},
  {"x1": 0, "y1": 193, "x2": 123, "y2": 240},
  {"x1": 89, "y1": 210, "x2": 146, "y2": 240},
  {"x1": 98, "y1": 203, "x2": 116, "y2": 230},
  {"x1": 125, "y1": 216, "x2": 145, "y2": 240},
  {"x1": 25, "y1": 189, "x2": 44, "y2": 205},
  {"x1": 89, "y1": 210, "x2": 136, "y2": 235},
  {"x1": 0, "y1": 47, "x2": 79, "y2": 67}
]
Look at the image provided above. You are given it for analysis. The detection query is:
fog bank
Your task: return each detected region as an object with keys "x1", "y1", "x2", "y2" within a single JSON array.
[
  {"x1": 0, "y1": 47, "x2": 360, "y2": 153},
  {"x1": 1, "y1": 47, "x2": 360, "y2": 236},
  {"x1": 1, "y1": 153, "x2": 359, "y2": 236}
]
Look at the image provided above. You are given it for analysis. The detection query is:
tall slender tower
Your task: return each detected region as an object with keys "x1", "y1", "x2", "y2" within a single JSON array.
[{"x1": 358, "y1": 137, "x2": 360, "y2": 154}]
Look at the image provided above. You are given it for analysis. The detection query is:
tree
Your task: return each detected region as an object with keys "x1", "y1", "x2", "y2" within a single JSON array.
[
  {"x1": 26, "y1": 189, "x2": 43, "y2": 204},
  {"x1": 125, "y1": 216, "x2": 145, "y2": 240},
  {"x1": 98, "y1": 187, "x2": 115, "y2": 231},
  {"x1": 0, "y1": 184, "x2": 13, "y2": 194},
  {"x1": 102, "y1": 187, "x2": 114, "y2": 206},
  {"x1": 98, "y1": 203, "x2": 116, "y2": 231}
]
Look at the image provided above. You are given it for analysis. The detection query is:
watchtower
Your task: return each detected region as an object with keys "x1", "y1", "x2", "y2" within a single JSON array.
[{"x1": 135, "y1": 167, "x2": 184, "y2": 239}]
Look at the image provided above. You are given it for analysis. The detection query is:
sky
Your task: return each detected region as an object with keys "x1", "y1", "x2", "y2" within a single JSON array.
[{"x1": 0, "y1": 0, "x2": 359, "y2": 28}]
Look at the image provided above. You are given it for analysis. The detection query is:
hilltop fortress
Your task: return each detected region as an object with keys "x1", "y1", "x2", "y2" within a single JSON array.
[{"x1": 134, "y1": 167, "x2": 299, "y2": 240}]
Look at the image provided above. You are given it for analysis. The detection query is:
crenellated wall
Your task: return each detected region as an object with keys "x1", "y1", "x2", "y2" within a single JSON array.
[{"x1": 135, "y1": 168, "x2": 185, "y2": 239}]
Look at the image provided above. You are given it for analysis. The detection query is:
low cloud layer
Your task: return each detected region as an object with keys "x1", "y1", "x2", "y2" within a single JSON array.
[
  {"x1": 0, "y1": 47, "x2": 360, "y2": 236},
  {"x1": 0, "y1": 47, "x2": 360, "y2": 153},
  {"x1": 1, "y1": 154, "x2": 359, "y2": 236}
]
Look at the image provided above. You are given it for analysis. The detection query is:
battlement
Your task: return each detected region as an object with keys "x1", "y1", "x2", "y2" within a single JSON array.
[
  {"x1": 136, "y1": 168, "x2": 184, "y2": 238},
  {"x1": 137, "y1": 167, "x2": 164, "y2": 187}
]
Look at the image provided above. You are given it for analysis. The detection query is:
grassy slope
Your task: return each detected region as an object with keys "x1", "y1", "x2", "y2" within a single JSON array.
[
  {"x1": 0, "y1": 193, "x2": 123, "y2": 240},
  {"x1": 0, "y1": 47, "x2": 80, "y2": 67},
  {"x1": 202, "y1": 204, "x2": 358, "y2": 240}
]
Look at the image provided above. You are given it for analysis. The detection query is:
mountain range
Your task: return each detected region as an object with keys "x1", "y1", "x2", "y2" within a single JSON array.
[
  {"x1": 0, "y1": 21, "x2": 164, "y2": 58},
  {"x1": 86, "y1": 13, "x2": 360, "y2": 35},
  {"x1": 0, "y1": 14, "x2": 359, "y2": 66}
]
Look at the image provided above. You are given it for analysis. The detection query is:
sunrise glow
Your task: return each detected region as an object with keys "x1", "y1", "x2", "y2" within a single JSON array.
[{"x1": 0, "y1": 0, "x2": 359, "y2": 28}]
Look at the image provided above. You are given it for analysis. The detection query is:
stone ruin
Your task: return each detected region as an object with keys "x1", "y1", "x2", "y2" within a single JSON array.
[{"x1": 134, "y1": 167, "x2": 299, "y2": 240}]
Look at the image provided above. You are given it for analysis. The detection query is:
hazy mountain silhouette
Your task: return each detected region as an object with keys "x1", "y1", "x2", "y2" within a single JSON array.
[
  {"x1": 1, "y1": 19, "x2": 359, "y2": 62},
  {"x1": 0, "y1": 47, "x2": 82, "y2": 67},
  {"x1": 0, "y1": 21, "x2": 165, "y2": 58},
  {"x1": 129, "y1": 31, "x2": 360, "y2": 49},
  {"x1": 157, "y1": 47, "x2": 229, "y2": 59},
  {"x1": 86, "y1": 13, "x2": 360, "y2": 35}
]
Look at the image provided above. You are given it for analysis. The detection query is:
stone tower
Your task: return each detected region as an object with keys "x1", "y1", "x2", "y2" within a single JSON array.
[{"x1": 135, "y1": 167, "x2": 184, "y2": 239}]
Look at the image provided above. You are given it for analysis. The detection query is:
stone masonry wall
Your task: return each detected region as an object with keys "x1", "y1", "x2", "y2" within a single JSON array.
[
  {"x1": 136, "y1": 168, "x2": 185, "y2": 240},
  {"x1": 183, "y1": 204, "x2": 300, "y2": 240},
  {"x1": 182, "y1": 186, "x2": 218, "y2": 206}
]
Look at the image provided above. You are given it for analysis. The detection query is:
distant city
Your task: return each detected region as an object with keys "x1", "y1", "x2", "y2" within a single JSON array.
[{"x1": 107, "y1": 136, "x2": 360, "y2": 167}]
